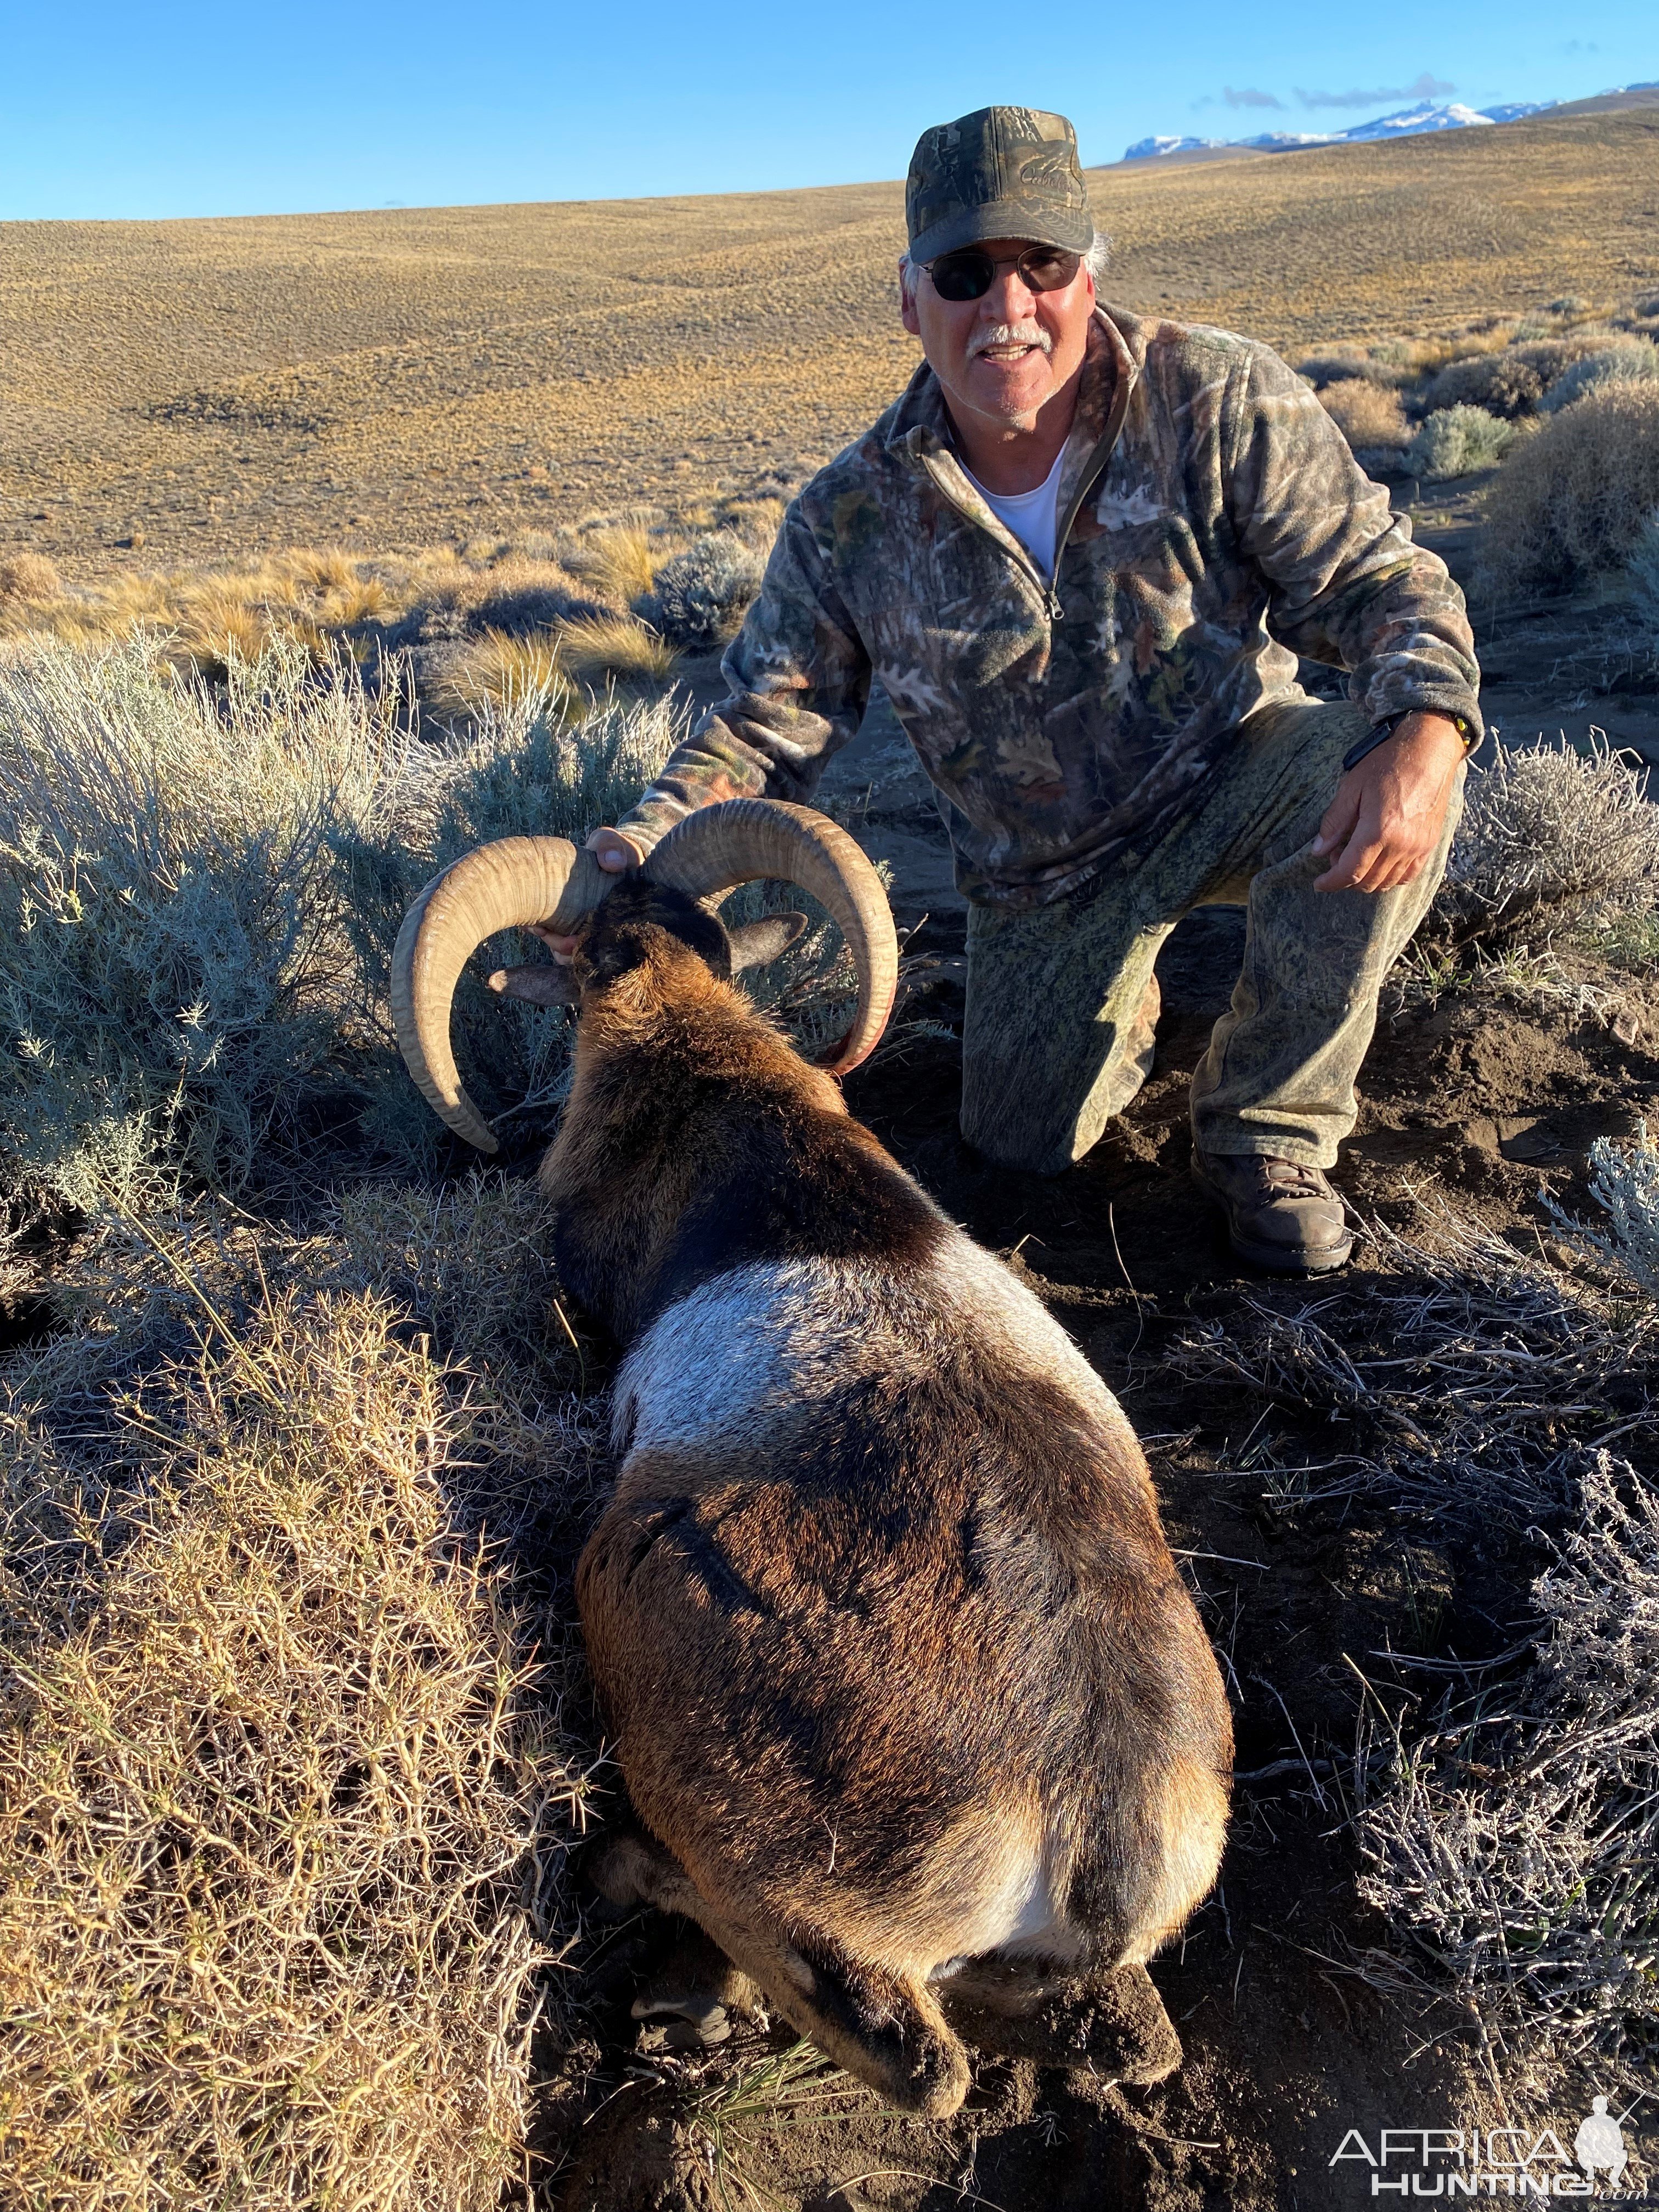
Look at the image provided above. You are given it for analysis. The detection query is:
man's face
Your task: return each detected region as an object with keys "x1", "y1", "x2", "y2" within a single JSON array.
[{"x1": 899, "y1": 236, "x2": 1095, "y2": 434}]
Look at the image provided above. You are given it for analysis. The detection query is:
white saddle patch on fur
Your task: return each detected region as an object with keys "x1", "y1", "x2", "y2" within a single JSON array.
[{"x1": 613, "y1": 1237, "x2": 1132, "y2": 1462}]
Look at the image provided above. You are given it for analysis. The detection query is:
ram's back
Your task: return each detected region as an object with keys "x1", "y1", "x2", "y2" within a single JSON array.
[{"x1": 578, "y1": 1232, "x2": 1226, "y2": 1960}]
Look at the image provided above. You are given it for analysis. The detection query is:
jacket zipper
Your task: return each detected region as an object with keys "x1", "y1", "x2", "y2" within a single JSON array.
[{"x1": 923, "y1": 354, "x2": 1137, "y2": 630}]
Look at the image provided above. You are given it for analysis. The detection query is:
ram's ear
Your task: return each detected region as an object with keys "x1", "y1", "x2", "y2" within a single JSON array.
[
  {"x1": 727, "y1": 913, "x2": 810, "y2": 972},
  {"x1": 487, "y1": 962, "x2": 580, "y2": 1007}
]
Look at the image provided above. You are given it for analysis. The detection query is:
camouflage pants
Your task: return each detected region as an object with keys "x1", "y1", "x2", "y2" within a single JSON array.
[{"x1": 959, "y1": 698, "x2": 1466, "y2": 1176}]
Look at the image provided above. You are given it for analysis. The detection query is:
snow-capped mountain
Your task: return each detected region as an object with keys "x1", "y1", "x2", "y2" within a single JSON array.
[
  {"x1": 1233, "y1": 131, "x2": 1342, "y2": 151},
  {"x1": 1344, "y1": 100, "x2": 1497, "y2": 139},
  {"x1": 1121, "y1": 134, "x2": 1228, "y2": 160},
  {"x1": 1122, "y1": 96, "x2": 1555, "y2": 161}
]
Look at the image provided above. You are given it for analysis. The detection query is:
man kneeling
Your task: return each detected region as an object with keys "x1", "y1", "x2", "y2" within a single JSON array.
[{"x1": 560, "y1": 104, "x2": 1480, "y2": 1275}]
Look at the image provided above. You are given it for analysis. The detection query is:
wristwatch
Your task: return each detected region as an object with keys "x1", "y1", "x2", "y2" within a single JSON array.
[{"x1": 1341, "y1": 709, "x2": 1477, "y2": 774}]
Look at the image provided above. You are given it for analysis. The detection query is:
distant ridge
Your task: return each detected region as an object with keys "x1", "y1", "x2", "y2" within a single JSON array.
[{"x1": 1120, "y1": 81, "x2": 1658, "y2": 163}]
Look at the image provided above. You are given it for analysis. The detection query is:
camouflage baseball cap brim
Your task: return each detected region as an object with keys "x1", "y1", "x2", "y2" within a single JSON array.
[{"x1": 906, "y1": 106, "x2": 1093, "y2": 265}]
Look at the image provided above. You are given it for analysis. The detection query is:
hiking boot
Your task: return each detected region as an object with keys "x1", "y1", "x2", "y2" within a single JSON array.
[{"x1": 1191, "y1": 1150, "x2": 1355, "y2": 1274}]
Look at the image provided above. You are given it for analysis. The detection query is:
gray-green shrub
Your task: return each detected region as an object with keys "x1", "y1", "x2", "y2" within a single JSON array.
[
  {"x1": 0, "y1": 630, "x2": 873, "y2": 1210},
  {"x1": 1403, "y1": 404, "x2": 1516, "y2": 481},
  {"x1": 1476, "y1": 380, "x2": 1659, "y2": 599},
  {"x1": 1420, "y1": 352, "x2": 1543, "y2": 419},
  {"x1": 1357, "y1": 1447, "x2": 1659, "y2": 2087},
  {"x1": 1427, "y1": 735, "x2": 1659, "y2": 952},
  {"x1": 0, "y1": 637, "x2": 397, "y2": 1212},
  {"x1": 1539, "y1": 337, "x2": 1659, "y2": 412},
  {"x1": 1549, "y1": 1124, "x2": 1659, "y2": 1293},
  {"x1": 634, "y1": 535, "x2": 764, "y2": 653},
  {"x1": 0, "y1": 637, "x2": 683, "y2": 1210}
]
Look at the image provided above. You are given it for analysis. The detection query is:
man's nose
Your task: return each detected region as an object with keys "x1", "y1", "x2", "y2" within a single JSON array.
[{"x1": 980, "y1": 267, "x2": 1039, "y2": 323}]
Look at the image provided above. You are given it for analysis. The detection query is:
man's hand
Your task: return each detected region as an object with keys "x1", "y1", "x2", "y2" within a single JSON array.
[
  {"x1": 1311, "y1": 713, "x2": 1468, "y2": 894},
  {"x1": 535, "y1": 827, "x2": 645, "y2": 961}
]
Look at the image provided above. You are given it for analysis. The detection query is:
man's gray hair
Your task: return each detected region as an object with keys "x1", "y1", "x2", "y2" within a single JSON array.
[{"x1": 898, "y1": 229, "x2": 1112, "y2": 304}]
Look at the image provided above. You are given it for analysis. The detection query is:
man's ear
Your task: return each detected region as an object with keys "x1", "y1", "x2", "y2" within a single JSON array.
[
  {"x1": 727, "y1": 913, "x2": 810, "y2": 973},
  {"x1": 488, "y1": 962, "x2": 580, "y2": 1008},
  {"x1": 899, "y1": 256, "x2": 921, "y2": 338}
]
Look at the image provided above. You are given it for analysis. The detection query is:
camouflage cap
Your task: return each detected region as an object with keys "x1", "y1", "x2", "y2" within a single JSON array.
[{"x1": 906, "y1": 107, "x2": 1093, "y2": 266}]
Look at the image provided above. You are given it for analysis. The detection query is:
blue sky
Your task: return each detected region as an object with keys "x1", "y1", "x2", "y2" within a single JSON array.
[{"x1": 0, "y1": 0, "x2": 1651, "y2": 221}]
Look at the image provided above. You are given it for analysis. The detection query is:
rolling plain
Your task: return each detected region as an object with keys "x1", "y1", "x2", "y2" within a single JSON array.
[{"x1": 3, "y1": 104, "x2": 1658, "y2": 574}]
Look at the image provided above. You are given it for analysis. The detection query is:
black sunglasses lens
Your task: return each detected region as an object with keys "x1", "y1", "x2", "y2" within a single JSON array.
[
  {"x1": 1020, "y1": 250, "x2": 1081, "y2": 291},
  {"x1": 929, "y1": 251, "x2": 993, "y2": 301},
  {"x1": 926, "y1": 247, "x2": 1082, "y2": 301}
]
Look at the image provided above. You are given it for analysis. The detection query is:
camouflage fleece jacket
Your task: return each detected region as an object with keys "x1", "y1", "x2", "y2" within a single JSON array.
[{"x1": 618, "y1": 303, "x2": 1482, "y2": 909}]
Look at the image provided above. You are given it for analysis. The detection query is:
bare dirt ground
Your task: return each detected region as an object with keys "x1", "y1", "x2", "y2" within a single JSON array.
[{"x1": 4, "y1": 106, "x2": 1658, "y2": 577}]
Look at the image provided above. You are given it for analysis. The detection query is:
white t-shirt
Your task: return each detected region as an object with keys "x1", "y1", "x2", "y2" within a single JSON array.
[{"x1": 962, "y1": 447, "x2": 1065, "y2": 579}]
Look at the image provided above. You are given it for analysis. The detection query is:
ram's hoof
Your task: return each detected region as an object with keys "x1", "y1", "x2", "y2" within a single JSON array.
[{"x1": 630, "y1": 1924, "x2": 763, "y2": 2050}]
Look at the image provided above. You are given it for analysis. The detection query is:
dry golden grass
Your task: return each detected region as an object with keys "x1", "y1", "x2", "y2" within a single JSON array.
[
  {"x1": 0, "y1": 552, "x2": 61, "y2": 603},
  {"x1": 425, "y1": 625, "x2": 572, "y2": 723},
  {"x1": 0, "y1": 1250, "x2": 595, "y2": 2210},
  {"x1": 4, "y1": 109, "x2": 1657, "y2": 578},
  {"x1": 557, "y1": 612, "x2": 679, "y2": 688},
  {"x1": 1478, "y1": 379, "x2": 1659, "y2": 600},
  {"x1": 1318, "y1": 378, "x2": 1412, "y2": 449},
  {"x1": 567, "y1": 523, "x2": 658, "y2": 606},
  {"x1": 0, "y1": 535, "x2": 706, "y2": 710},
  {"x1": 0, "y1": 545, "x2": 430, "y2": 665}
]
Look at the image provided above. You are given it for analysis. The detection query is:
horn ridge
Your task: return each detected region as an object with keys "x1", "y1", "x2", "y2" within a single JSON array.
[
  {"x1": 391, "y1": 836, "x2": 611, "y2": 1151},
  {"x1": 643, "y1": 799, "x2": 898, "y2": 1073}
]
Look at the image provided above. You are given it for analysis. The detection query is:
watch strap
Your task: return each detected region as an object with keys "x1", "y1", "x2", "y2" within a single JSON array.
[{"x1": 1342, "y1": 710, "x2": 1476, "y2": 774}]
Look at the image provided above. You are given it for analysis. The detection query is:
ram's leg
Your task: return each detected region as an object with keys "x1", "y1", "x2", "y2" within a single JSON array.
[
  {"x1": 938, "y1": 1957, "x2": 1182, "y2": 2086},
  {"x1": 591, "y1": 1829, "x2": 971, "y2": 2115}
]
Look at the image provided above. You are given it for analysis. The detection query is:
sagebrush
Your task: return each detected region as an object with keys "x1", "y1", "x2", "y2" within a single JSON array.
[
  {"x1": 1477, "y1": 379, "x2": 1659, "y2": 600},
  {"x1": 1356, "y1": 1451, "x2": 1659, "y2": 2089},
  {"x1": 1404, "y1": 403, "x2": 1515, "y2": 481},
  {"x1": 1176, "y1": 1200, "x2": 1659, "y2": 2080},
  {"x1": 0, "y1": 636, "x2": 398, "y2": 1211},
  {"x1": 1547, "y1": 1122, "x2": 1659, "y2": 1293},
  {"x1": 1538, "y1": 335, "x2": 1659, "y2": 411},
  {"x1": 0, "y1": 637, "x2": 684, "y2": 1208},
  {"x1": 0, "y1": 1221, "x2": 604, "y2": 2211},
  {"x1": 635, "y1": 533, "x2": 765, "y2": 652},
  {"x1": 1427, "y1": 734, "x2": 1659, "y2": 953}
]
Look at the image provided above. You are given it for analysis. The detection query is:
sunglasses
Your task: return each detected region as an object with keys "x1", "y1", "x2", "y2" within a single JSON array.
[{"x1": 924, "y1": 245, "x2": 1083, "y2": 303}]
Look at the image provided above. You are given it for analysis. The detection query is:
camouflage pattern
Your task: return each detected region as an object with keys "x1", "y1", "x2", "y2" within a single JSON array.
[
  {"x1": 617, "y1": 303, "x2": 1482, "y2": 912},
  {"x1": 960, "y1": 697, "x2": 1466, "y2": 1175},
  {"x1": 905, "y1": 106, "x2": 1094, "y2": 262}
]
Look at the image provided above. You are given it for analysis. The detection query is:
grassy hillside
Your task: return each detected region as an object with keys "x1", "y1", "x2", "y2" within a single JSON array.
[{"x1": 3, "y1": 106, "x2": 1657, "y2": 574}]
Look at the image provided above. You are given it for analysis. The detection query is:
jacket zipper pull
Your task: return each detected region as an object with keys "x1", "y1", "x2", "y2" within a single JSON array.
[{"x1": 1047, "y1": 588, "x2": 1065, "y2": 623}]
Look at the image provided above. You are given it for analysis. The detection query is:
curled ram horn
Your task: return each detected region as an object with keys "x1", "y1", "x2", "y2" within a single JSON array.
[{"x1": 390, "y1": 802, "x2": 899, "y2": 1152}]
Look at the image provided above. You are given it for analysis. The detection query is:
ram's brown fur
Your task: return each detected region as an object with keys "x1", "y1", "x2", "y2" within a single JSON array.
[{"x1": 540, "y1": 881, "x2": 1231, "y2": 2112}]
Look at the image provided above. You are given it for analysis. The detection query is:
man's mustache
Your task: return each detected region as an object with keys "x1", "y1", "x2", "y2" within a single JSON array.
[{"x1": 967, "y1": 322, "x2": 1054, "y2": 360}]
